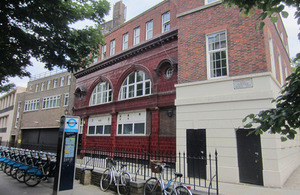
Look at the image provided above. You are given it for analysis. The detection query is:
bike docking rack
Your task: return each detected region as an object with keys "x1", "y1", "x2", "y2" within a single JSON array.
[
  {"x1": 0, "y1": 145, "x2": 57, "y2": 188},
  {"x1": 75, "y1": 147, "x2": 219, "y2": 195}
]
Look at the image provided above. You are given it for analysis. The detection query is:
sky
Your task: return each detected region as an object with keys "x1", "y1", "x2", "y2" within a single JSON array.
[{"x1": 9, "y1": 0, "x2": 300, "y2": 88}]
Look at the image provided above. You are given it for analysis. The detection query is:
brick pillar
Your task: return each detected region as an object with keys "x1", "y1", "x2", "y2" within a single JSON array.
[
  {"x1": 111, "y1": 112, "x2": 118, "y2": 150},
  {"x1": 82, "y1": 117, "x2": 89, "y2": 149},
  {"x1": 151, "y1": 108, "x2": 160, "y2": 153}
]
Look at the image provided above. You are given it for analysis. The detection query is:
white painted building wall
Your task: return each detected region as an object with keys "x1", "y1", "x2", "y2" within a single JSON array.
[{"x1": 175, "y1": 73, "x2": 300, "y2": 187}]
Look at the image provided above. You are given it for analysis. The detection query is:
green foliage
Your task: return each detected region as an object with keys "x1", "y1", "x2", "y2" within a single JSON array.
[
  {"x1": 0, "y1": 0, "x2": 110, "y2": 91},
  {"x1": 243, "y1": 66, "x2": 300, "y2": 141}
]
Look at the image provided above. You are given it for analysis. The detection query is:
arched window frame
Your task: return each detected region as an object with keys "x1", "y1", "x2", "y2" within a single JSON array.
[
  {"x1": 89, "y1": 81, "x2": 112, "y2": 106},
  {"x1": 119, "y1": 71, "x2": 152, "y2": 100}
]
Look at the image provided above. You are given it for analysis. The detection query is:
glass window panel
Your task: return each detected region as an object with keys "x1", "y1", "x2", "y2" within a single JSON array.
[
  {"x1": 104, "y1": 125, "x2": 111, "y2": 134},
  {"x1": 88, "y1": 126, "x2": 95, "y2": 134},
  {"x1": 129, "y1": 85, "x2": 135, "y2": 97},
  {"x1": 123, "y1": 124, "x2": 133, "y2": 134},
  {"x1": 108, "y1": 91, "x2": 112, "y2": 101},
  {"x1": 57, "y1": 96, "x2": 61, "y2": 106},
  {"x1": 137, "y1": 83, "x2": 143, "y2": 96},
  {"x1": 145, "y1": 82, "x2": 151, "y2": 94},
  {"x1": 134, "y1": 123, "x2": 145, "y2": 134},
  {"x1": 96, "y1": 126, "x2": 103, "y2": 134},
  {"x1": 136, "y1": 71, "x2": 143, "y2": 82},
  {"x1": 102, "y1": 91, "x2": 107, "y2": 103},
  {"x1": 122, "y1": 87, "x2": 127, "y2": 99},
  {"x1": 129, "y1": 73, "x2": 135, "y2": 84},
  {"x1": 118, "y1": 124, "x2": 122, "y2": 134}
]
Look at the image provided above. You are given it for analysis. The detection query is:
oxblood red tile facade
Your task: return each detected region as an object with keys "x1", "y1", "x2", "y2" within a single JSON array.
[{"x1": 74, "y1": 1, "x2": 178, "y2": 154}]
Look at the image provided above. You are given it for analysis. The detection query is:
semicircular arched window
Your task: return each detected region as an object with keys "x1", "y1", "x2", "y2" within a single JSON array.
[
  {"x1": 89, "y1": 81, "x2": 112, "y2": 106},
  {"x1": 119, "y1": 71, "x2": 152, "y2": 100}
]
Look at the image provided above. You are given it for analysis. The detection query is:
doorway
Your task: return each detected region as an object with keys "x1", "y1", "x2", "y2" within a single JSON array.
[
  {"x1": 236, "y1": 129, "x2": 263, "y2": 185},
  {"x1": 186, "y1": 129, "x2": 207, "y2": 179}
]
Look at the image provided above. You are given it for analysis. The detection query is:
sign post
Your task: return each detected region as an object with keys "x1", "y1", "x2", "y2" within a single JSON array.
[{"x1": 53, "y1": 115, "x2": 79, "y2": 194}]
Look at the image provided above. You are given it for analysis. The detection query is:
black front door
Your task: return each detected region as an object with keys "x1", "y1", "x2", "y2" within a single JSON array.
[
  {"x1": 236, "y1": 129, "x2": 263, "y2": 185},
  {"x1": 186, "y1": 129, "x2": 206, "y2": 179}
]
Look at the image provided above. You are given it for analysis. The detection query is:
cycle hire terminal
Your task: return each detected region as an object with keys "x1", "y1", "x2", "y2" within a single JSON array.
[{"x1": 53, "y1": 116, "x2": 80, "y2": 194}]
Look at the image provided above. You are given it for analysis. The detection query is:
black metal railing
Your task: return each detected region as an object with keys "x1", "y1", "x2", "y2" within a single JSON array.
[{"x1": 76, "y1": 146, "x2": 218, "y2": 194}]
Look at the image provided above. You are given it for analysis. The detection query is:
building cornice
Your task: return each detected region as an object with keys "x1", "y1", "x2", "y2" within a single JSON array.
[{"x1": 74, "y1": 29, "x2": 178, "y2": 79}]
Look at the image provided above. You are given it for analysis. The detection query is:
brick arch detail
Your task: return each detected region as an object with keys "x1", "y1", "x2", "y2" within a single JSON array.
[
  {"x1": 155, "y1": 58, "x2": 177, "y2": 71},
  {"x1": 114, "y1": 63, "x2": 155, "y2": 101}
]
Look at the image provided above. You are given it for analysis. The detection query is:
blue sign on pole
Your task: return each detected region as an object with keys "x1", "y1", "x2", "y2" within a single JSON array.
[{"x1": 65, "y1": 118, "x2": 79, "y2": 132}]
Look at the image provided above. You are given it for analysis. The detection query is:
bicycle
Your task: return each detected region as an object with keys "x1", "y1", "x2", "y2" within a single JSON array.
[
  {"x1": 23, "y1": 152, "x2": 56, "y2": 187},
  {"x1": 143, "y1": 160, "x2": 192, "y2": 195},
  {"x1": 100, "y1": 158, "x2": 132, "y2": 195}
]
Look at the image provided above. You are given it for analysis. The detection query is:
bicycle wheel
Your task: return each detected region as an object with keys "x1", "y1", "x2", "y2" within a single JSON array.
[
  {"x1": 16, "y1": 169, "x2": 25, "y2": 182},
  {"x1": 24, "y1": 169, "x2": 42, "y2": 187},
  {"x1": 11, "y1": 167, "x2": 18, "y2": 179},
  {"x1": 143, "y1": 177, "x2": 162, "y2": 195},
  {"x1": 175, "y1": 186, "x2": 192, "y2": 195},
  {"x1": 100, "y1": 169, "x2": 112, "y2": 191},
  {"x1": 117, "y1": 172, "x2": 131, "y2": 195},
  {"x1": 5, "y1": 164, "x2": 12, "y2": 176}
]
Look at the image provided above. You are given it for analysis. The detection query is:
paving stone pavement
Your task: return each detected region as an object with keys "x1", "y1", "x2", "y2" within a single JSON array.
[{"x1": 1, "y1": 165, "x2": 300, "y2": 195}]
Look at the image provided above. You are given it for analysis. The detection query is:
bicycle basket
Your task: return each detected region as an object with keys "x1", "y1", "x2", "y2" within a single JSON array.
[
  {"x1": 106, "y1": 158, "x2": 116, "y2": 168},
  {"x1": 150, "y1": 160, "x2": 163, "y2": 173}
]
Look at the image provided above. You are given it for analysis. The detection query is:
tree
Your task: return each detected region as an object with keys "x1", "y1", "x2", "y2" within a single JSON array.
[
  {"x1": 0, "y1": 0, "x2": 110, "y2": 93},
  {"x1": 223, "y1": 0, "x2": 300, "y2": 140}
]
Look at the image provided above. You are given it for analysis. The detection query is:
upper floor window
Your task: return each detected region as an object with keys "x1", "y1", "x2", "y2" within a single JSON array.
[
  {"x1": 133, "y1": 27, "x2": 140, "y2": 45},
  {"x1": 162, "y1": 11, "x2": 170, "y2": 33},
  {"x1": 64, "y1": 93, "x2": 69, "y2": 106},
  {"x1": 88, "y1": 115, "x2": 111, "y2": 135},
  {"x1": 53, "y1": 79, "x2": 58, "y2": 88},
  {"x1": 60, "y1": 77, "x2": 64, "y2": 87},
  {"x1": 24, "y1": 99, "x2": 39, "y2": 112},
  {"x1": 165, "y1": 67, "x2": 173, "y2": 79},
  {"x1": 110, "y1": 39, "x2": 115, "y2": 55},
  {"x1": 47, "y1": 80, "x2": 51, "y2": 90},
  {"x1": 67, "y1": 75, "x2": 71, "y2": 85},
  {"x1": 41, "y1": 82, "x2": 45, "y2": 91},
  {"x1": 122, "y1": 33, "x2": 129, "y2": 50},
  {"x1": 119, "y1": 71, "x2": 151, "y2": 100},
  {"x1": 146, "y1": 20, "x2": 153, "y2": 40},
  {"x1": 42, "y1": 95, "x2": 61, "y2": 109},
  {"x1": 207, "y1": 31, "x2": 228, "y2": 78},
  {"x1": 101, "y1": 44, "x2": 106, "y2": 60},
  {"x1": 268, "y1": 35, "x2": 276, "y2": 78},
  {"x1": 15, "y1": 101, "x2": 22, "y2": 128},
  {"x1": 90, "y1": 81, "x2": 112, "y2": 106},
  {"x1": 35, "y1": 84, "x2": 39, "y2": 92}
]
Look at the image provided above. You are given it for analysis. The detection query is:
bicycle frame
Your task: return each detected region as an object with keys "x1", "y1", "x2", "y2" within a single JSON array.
[{"x1": 156, "y1": 171, "x2": 175, "y2": 195}]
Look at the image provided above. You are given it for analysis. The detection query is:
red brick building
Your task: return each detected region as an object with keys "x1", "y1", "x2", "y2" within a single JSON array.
[
  {"x1": 74, "y1": 0, "x2": 178, "y2": 154},
  {"x1": 74, "y1": 0, "x2": 296, "y2": 187}
]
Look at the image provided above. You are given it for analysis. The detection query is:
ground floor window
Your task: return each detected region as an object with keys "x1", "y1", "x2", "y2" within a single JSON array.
[
  {"x1": 117, "y1": 110, "x2": 146, "y2": 135},
  {"x1": 87, "y1": 115, "x2": 111, "y2": 135}
]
